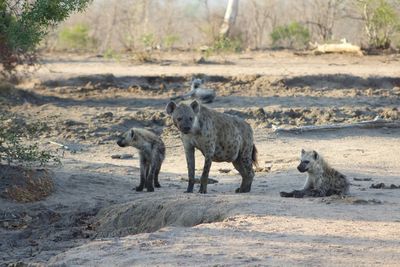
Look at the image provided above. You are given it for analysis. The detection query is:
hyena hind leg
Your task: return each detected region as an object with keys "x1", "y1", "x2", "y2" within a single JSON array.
[
  {"x1": 154, "y1": 163, "x2": 161, "y2": 188},
  {"x1": 233, "y1": 157, "x2": 254, "y2": 193}
]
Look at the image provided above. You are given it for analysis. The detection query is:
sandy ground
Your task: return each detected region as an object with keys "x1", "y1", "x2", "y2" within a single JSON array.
[{"x1": 1, "y1": 51, "x2": 400, "y2": 266}]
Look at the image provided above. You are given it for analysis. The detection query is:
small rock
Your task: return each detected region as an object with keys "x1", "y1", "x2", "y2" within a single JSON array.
[
  {"x1": 111, "y1": 154, "x2": 134, "y2": 159},
  {"x1": 353, "y1": 177, "x2": 372, "y2": 181},
  {"x1": 98, "y1": 112, "x2": 114, "y2": 119}
]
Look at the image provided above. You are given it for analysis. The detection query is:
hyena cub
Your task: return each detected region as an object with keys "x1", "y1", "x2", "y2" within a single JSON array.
[
  {"x1": 280, "y1": 149, "x2": 349, "y2": 198},
  {"x1": 166, "y1": 100, "x2": 258, "y2": 194},
  {"x1": 117, "y1": 128, "x2": 165, "y2": 192}
]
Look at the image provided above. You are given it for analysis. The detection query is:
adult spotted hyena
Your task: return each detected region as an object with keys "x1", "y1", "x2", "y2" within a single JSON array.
[
  {"x1": 166, "y1": 100, "x2": 258, "y2": 193},
  {"x1": 280, "y1": 149, "x2": 350, "y2": 198},
  {"x1": 117, "y1": 128, "x2": 165, "y2": 192}
]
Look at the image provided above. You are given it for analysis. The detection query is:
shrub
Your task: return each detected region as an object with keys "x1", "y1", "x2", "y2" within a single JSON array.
[
  {"x1": 0, "y1": 114, "x2": 60, "y2": 167},
  {"x1": 358, "y1": 0, "x2": 400, "y2": 49},
  {"x1": 141, "y1": 33, "x2": 156, "y2": 49},
  {"x1": 0, "y1": 0, "x2": 91, "y2": 73},
  {"x1": 58, "y1": 23, "x2": 96, "y2": 50},
  {"x1": 212, "y1": 36, "x2": 243, "y2": 53},
  {"x1": 163, "y1": 34, "x2": 180, "y2": 50},
  {"x1": 270, "y1": 22, "x2": 310, "y2": 49}
]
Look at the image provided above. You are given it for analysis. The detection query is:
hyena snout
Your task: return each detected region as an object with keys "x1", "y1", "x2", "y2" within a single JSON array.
[
  {"x1": 117, "y1": 138, "x2": 126, "y2": 147},
  {"x1": 297, "y1": 163, "x2": 308, "y2": 173},
  {"x1": 181, "y1": 126, "x2": 191, "y2": 134},
  {"x1": 176, "y1": 119, "x2": 193, "y2": 134}
]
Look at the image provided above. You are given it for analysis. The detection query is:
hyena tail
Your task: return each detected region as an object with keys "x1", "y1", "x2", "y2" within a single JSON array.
[{"x1": 252, "y1": 144, "x2": 259, "y2": 168}]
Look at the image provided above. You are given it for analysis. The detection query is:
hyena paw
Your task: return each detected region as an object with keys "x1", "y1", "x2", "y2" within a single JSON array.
[
  {"x1": 185, "y1": 183, "x2": 194, "y2": 193},
  {"x1": 293, "y1": 190, "x2": 305, "y2": 198},
  {"x1": 154, "y1": 182, "x2": 161, "y2": 188},
  {"x1": 135, "y1": 185, "x2": 144, "y2": 192},
  {"x1": 280, "y1": 191, "x2": 293, "y2": 197},
  {"x1": 146, "y1": 186, "x2": 155, "y2": 192},
  {"x1": 235, "y1": 187, "x2": 251, "y2": 193},
  {"x1": 199, "y1": 185, "x2": 207, "y2": 194}
]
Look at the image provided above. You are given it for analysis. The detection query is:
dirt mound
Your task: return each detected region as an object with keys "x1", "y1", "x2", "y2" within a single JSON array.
[
  {"x1": 93, "y1": 195, "x2": 231, "y2": 238},
  {"x1": 280, "y1": 74, "x2": 400, "y2": 89},
  {"x1": 40, "y1": 74, "x2": 190, "y2": 91},
  {"x1": 225, "y1": 106, "x2": 399, "y2": 129},
  {"x1": 0, "y1": 165, "x2": 54, "y2": 203}
]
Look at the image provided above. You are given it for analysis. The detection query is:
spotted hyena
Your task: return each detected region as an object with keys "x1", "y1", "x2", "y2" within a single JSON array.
[
  {"x1": 280, "y1": 149, "x2": 350, "y2": 198},
  {"x1": 117, "y1": 128, "x2": 165, "y2": 192},
  {"x1": 166, "y1": 100, "x2": 258, "y2": 193}
]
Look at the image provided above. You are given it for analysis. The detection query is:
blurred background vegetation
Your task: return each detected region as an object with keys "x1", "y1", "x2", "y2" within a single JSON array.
[
  {"x1": 45, "y1": 0, "x2": 400, "y2": 52},
  {"x1": 1, "y1": 0, "x2": 400, "y2": 73}
]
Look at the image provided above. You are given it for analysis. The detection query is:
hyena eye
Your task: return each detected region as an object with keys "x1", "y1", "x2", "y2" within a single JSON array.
[
  {"x1": 177, "y1": 117, "x2": 182, "y2": 122},
  {"x1": 189, "y1": 117, "x2": 193, "y2": 122},
  {"x1": 303, "y1": 160, "x2": 310, "y2": 164}
]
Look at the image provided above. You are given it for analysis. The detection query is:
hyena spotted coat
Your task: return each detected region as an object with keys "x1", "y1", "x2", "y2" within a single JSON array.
[
  {"x1": 117, "y1": 128, "x2": 165, "y2": 192},
  {"x1": 280, "y1": 149, "x2": 350, "y2": 198},
  {"x1": 166, "y1": 100, "x2": 258, "y2": 194}
]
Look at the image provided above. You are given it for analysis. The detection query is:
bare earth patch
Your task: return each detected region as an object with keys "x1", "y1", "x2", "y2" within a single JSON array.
[{"x1": 0, "y1": 165, "x2": 54, "y2": 203}]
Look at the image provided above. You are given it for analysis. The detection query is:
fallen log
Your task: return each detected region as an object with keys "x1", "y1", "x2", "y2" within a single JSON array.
[
  {"x1": 273, "y1": 118, "x2": 400, "y2": 134},
  {"x1": 310, "y1": 39, "x2": 363, "y2": 56}
]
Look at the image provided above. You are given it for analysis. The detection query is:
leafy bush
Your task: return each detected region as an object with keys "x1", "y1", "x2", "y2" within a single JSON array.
[
  {"x1": 163, "y1": 34, "x2": 180, "y2": 50},
  {"x1": 133, "y1": 51, "x2": 153, "y2": 63},
  {"x1": 103, "y1": 48, "x2": 121, "y2": 61},
  {"x1": 0, "y1": 114, "x2": 60, "y2": 166},
  {"x1": 58, "y1": 23, "x2": 96, "y2": 50},
  {"x1": 141, "y1": 33, "x2": 156, "y2": 49},
  {"x1": 0, "y1": 0, "x2": 91, "y2": 73},
  {"x1": 211, "y1": 36, "x2": 243, "y2": 53},
  {"x1": 270, "y1": 22, "x2": 310, "y2": 49},
  {"x1": 358, "y1": 0, "x2": 400, "y2": 49}
]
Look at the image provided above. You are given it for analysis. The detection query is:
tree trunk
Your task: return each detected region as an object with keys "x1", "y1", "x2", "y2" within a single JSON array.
[{"x1": 219, "y1": 0, "x2": 239, "y2": 38}]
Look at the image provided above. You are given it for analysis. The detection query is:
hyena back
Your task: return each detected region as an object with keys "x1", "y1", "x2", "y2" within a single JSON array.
[
  {"x1": 117, "y1": 128, "x2": 165, "y2": 192},
  {"x1": 280, "y1": 149, "x2": 349, "y2": 198},
  {"x1": 166, "y1": 100, "x2": 257, "y2": 194}
]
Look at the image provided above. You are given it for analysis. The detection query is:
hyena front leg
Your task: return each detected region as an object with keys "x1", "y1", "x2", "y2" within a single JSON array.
[
  {"x1": 154, "y1": 162, "x2": 161, "y2": 188},
  {"x1": 136, "y1": 155, "x2": 147, "y2": 191},
  {"x1": 310, "y1": 180, "x2": 329, "y2": 197},
  {"x1": 280, "y1": 177, "x2": 312, "y2": 198},
  {"x1": 199, "y1": 156, "x2": 212, "y2": 194},
  {"x1": 185, "y1": 145, "x2": 195, "y2": 193},
  {"x1": 280, "y1": 189, "x2": 306, "y2": 198}
]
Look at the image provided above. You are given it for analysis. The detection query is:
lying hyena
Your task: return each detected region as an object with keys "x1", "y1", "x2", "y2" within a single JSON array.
[
  {"x1": 117, "y1": 128, "x2": 165, "y2": 192},
  {"x1": 280, "y1": 149, "x2": 349, "y2": 198},
  {"x1": 166, "y1": 100, "x2": 258, "y2": 193}
]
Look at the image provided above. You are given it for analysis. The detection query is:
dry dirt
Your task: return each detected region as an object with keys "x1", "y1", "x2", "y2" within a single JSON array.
[{"x1": 1, "y1": 51, "x2": 400, "y2": 266}]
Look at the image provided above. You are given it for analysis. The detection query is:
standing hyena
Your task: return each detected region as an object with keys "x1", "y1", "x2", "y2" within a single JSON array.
[
  {"x1": 117, "y1": 128, "x2": 165, "y2": 192},
  {"x1": 280, "y1": 149, "x2": 350, "y2": 198},
  {"x1": 166, "y1": 100, "x2": 258, "y2": 193}
]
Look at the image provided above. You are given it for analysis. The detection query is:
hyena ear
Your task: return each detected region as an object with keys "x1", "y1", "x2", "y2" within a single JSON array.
[
  {"x1": 312, "y1": 150, "x2": 318, "y2": 160},
  {"x1": 165, "y1": 101, "x2": 176, "y2": 115},
  {"x1": 190, "y1": 100, "x2": 200, "y2": 114},
  {"x1": 130, "y1": 129, "x2": 135, "y2": 138},
  {"x1": 301, "y1": 149, "x2": 305, "y2": 155}
]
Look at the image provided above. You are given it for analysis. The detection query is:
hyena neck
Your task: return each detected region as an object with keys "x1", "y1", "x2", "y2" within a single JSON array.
[{"x1": 312, "y1": 158, "x2": 333, "y2": 177}]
